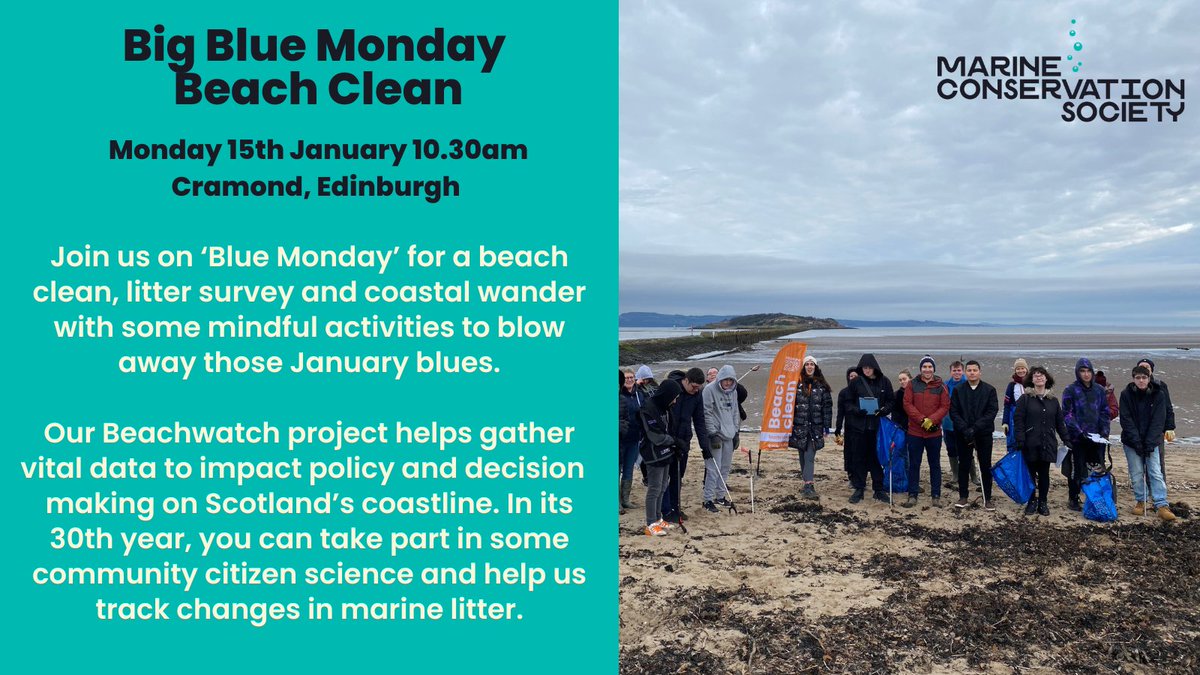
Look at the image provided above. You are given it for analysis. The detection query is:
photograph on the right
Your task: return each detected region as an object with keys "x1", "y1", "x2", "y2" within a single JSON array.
[{"x1": 618, "y1": 2, "x2": 1199, "y2": 672}]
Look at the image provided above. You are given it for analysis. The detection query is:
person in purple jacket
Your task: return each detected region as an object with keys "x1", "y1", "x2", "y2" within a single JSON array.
[{"x1": 1061, "y1": 357, "x2": 1111, "y2": 512}]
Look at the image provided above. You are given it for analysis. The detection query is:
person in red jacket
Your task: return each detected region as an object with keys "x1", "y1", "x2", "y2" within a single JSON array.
[
  {"x1": 1094, "y1": 370, "x2": 1120, "y2": 421},
  {"x1": 903, "y1": 355, "x2": 950, "y2": 508}
]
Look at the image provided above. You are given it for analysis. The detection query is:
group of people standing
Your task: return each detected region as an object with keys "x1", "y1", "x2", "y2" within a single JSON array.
[
  {"x1": 619, "y1": 365, "x2": 747, "y2": 536},
  {"x1": 798, "y1": 353, "x2": 1179, "y2": 520},
  {"x1": 621, "y1": 353, "x2": 1180, "y2": 536}
]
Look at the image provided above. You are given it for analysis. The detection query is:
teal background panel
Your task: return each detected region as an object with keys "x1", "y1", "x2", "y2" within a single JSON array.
[{"x1": 2, "y1": 2, "x2": 615, "y2": 673}]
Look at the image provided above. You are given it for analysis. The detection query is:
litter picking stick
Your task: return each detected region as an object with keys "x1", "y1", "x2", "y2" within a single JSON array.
[
  {"x1": 705, "y1": 456, "x2": 738, "y2": 514},
  {"x1": 736, "y1": 364, "x2": 761, "y2": 382},
  {"x1": 750, "y1": 455, "x2": 756, "y2": 513}
]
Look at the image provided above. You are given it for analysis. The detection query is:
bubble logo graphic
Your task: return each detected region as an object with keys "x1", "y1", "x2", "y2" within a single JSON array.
[{"x1": 1069, "y1": 19, "x2": 1084, "y2": 72}]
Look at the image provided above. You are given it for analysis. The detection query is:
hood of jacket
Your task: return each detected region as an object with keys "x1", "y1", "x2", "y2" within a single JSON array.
[
  {"x1": 711, "y1": 364, "x2": 738, "y2": 390},
  {"x1": 1074, "y1": 358, "x2": 1096, "y2": 386},
  {"x1": 704, "y1": 365, "x2": 741, "y2": 439},
  {"x1": 650, "y1": 379, "x2": 682, "y2": 409},
  {"x1": 855, "y1": 353, "x2": 883, "y2": 381}
]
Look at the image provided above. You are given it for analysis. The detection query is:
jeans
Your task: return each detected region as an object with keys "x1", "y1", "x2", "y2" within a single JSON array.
[
  {"x1": 1123, "y1": 445, "x2": 1168, "y2": 508},
  {"x1": 907, "y1": 434, "x2": 942, "y2": 498},
  {"x1": 620, "y1": 441, "x2": 639, "y2": 481},
  {"x1": 644, "y1": 464, "x2": 669, "y2": 525},
  {"x1": 796, "y1": 441, "x2": 817, "y2": 483},
  {"x1": 703, "y1": 436, "x2": 734, "y2": 502}
]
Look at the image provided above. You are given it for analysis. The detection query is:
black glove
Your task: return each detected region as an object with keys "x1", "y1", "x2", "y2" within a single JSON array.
[
  {"x1": 710, "y1": 434, "x2": 721, "y2": 448},
  {"x1": 733, "y1": 434, "x2": 740, "y2": 450},
  {"x1": 673, "y1": 438, "x2": 689, "y2": 453},
  {"x1": 701, "y1": 446, "x2": 713, "y2": 460}
]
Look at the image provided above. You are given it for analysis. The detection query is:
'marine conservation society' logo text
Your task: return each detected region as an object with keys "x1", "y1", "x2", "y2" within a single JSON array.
[{"x1": 936, "y1": 18, "x2": 1184, "y2": 123}]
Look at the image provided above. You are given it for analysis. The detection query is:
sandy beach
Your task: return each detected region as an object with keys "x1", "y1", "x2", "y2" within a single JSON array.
[{"x1": 619, "y1": 329, "x2": 1200, "y2": 673}]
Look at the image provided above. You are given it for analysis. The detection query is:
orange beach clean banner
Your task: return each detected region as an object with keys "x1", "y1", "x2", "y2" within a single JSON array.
[{"x1": 758, "y1": 341, "x2": 807, "y2": 450}]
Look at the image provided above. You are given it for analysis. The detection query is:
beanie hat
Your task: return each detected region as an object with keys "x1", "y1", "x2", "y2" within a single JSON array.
[
  {"x1": 635, "y1": 365, "x2": 653, "y2": 380},
  {"x1": 919, "y1": 355, "x2": 936, "y2": 371},
  {"x1": 1013, "y1": 358, "x2": 1028, "y2": 371},
  {"x1": 1136, "y1": 358, "x2": 1155, "y2": 372},
  {"x1": 803, "y1": 355, "x2": 817, "y2": 365}
]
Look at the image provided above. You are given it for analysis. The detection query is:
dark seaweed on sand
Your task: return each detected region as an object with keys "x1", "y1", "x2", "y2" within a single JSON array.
[{"x1": 621, "y1": 504, "x2": 1200, "y2": 674}]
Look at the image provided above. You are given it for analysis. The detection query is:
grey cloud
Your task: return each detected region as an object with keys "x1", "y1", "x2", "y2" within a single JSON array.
[{"x1": 620, "y1": 0, "x2": 1200, "y2": 324}]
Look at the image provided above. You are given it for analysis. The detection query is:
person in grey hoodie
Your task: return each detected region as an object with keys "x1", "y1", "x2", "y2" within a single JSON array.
[{"x1": 702, "y1": 364, "x2": 741, "y2": 512}]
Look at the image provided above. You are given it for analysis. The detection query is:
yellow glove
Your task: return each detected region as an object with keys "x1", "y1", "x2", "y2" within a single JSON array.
[
  {"x1": 1165, "y1": 430, "x2": 1176, "y2": 443},
  {"x1": 921, "y1": 418, "x2": 935, "y2": 432},
  {"x1": 835, "y1": 434, "x2": 843, "y2": 446}
]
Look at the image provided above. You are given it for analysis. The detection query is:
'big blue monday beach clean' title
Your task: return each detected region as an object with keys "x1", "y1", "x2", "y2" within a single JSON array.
[{"x1": 125, "y1": 26, "x2": 505, "y2": 105}]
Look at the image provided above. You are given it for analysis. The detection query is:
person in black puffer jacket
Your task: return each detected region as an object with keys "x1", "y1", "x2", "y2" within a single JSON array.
[
  {"x1": 1119, "y1": 365, "x2": 1176, "y2": 521},
  {"x1": 639, "y1": 379, "x2": 681, "y2": 535},
  {"x1": 661, "y1": 368, "x2": 711, "y2": 522},
  {"x1": 1136, "y1": 358, "x2": 1176, "y2": 482},
  {"x1": 846, "y1": 353, "x2": 894, "y2": 504},
  {"x1": 949, "y1": 360, "x2": 999, "y2": 510},
  {"x1": 1014, "y1": 366, "x2": 1069, "y2": 516},
  {"x1": 788, "y1": 356, "x2": 833, "y2": 500}
]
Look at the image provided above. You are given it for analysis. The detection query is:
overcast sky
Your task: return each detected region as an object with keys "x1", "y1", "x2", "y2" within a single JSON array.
[{"x1": 619, "y1": 1, "x2": 1199, "y2": 325}]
